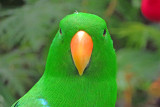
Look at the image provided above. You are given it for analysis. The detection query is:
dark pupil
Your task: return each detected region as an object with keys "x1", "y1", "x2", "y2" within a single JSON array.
[
  {"x1": 60, "y1": 28, "x2": 62, "y2": 34},
  {"x1": 103, "y1": 29, "x2": 106, "y2": 36},
  {"x1": 14, "y1": 101, "x2": 19, "y2": 107}
]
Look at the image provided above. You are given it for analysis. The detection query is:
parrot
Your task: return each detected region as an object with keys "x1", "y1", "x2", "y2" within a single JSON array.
[{"x1": 12, "y1": 12, "x2": 117, "y2": 107}]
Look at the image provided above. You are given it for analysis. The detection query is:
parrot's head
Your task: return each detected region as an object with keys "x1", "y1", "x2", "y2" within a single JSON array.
[{"x1": 45, "y1": 12, "x2": 116, "y2": 80}]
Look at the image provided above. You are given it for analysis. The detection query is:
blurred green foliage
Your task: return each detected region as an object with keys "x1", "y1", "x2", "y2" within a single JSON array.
[{"x1": 0, "y1": 0, "x2": 160, "y2": 107}]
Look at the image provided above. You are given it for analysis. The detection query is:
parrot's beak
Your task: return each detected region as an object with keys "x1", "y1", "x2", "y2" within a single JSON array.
[{"x1": 71, "y1": 31, "x2": 93, "y2": 76}]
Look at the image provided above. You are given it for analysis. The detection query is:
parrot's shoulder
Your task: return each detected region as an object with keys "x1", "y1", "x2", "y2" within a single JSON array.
[{"x1": 12, "y1": 98, "x2": 49, "y2": 107}]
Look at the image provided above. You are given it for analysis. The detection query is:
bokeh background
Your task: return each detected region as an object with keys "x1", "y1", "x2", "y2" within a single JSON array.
[{"x1": 0, "y1": 0, "x2": 160, "y2": 107}]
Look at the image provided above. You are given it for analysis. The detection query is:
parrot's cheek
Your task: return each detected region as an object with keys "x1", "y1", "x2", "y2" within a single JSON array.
[{"x1": 70, "y1": 30, "x2": 93, "y2": 76}]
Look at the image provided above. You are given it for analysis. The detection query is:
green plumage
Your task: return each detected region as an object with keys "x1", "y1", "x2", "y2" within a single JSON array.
[{"x1": 12, "y1": 12, "x2": 117, "y2": 107}]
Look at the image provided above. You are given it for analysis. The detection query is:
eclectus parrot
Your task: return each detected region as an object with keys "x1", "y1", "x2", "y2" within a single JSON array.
[{"x1": 12, "y1": 12, "x2": 117, "y2": 107}]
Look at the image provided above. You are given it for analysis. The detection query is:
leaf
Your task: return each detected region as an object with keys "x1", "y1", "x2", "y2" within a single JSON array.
[
  {"x1": 0, "y1": 0, "x2": 79, "y2": 51},
  {"x1": 117, "y1": 49, "x2": 160, "y2": 91},
  {"x1": 111, "y1": 22, "x2": 160, "y2": 50}
]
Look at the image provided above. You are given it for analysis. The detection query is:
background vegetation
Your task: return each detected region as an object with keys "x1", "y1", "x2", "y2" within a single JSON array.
[{"x1": 0, "y1": 0, "x2": 160, "y2": 107}]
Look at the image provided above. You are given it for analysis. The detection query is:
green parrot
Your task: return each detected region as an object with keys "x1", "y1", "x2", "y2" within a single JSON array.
[{"x1": 12, "y1": 12, "x2": 117, "y2": 107}]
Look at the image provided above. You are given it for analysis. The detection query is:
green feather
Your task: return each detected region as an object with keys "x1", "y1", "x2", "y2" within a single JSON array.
[{"x1": 12, "y1": 12, "x2": 117, "y2": 107}]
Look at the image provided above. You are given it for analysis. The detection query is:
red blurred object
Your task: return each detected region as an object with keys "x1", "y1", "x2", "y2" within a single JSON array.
[{"x1": 141, "y1": 0, "x2": 160, "y2": 22}]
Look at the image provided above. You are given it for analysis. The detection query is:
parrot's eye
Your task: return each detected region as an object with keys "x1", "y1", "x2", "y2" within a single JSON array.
[
  {"x1": 103, "y1": 29, "x2": 106, "y2": 36},
  {"x1": 14, "y1": 101, "x2": 19, "y2": 107},
  {"x1": 60, "y1": 28, "x2": 62, "y2": 34}
]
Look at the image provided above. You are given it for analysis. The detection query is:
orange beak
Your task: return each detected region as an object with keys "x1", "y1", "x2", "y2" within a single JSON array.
[{"x1": 71, "y1": 31, "x2": 93, "y2": 76}]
